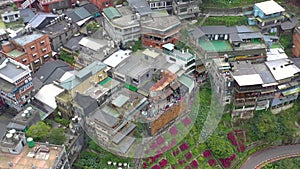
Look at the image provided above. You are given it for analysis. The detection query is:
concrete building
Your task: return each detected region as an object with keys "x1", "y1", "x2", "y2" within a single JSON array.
[
  {"x1": 192, "y1": 25, "x2": 267, "y2": 61},
  {"x1": 6, "y1": 106, "x2": 42, "y2": 131},
  {"x1": 293, "y1": 24, "x2": 300, "y2": 57},
  {"x1": 252, "y1": 0, "x2": 286, "y2": 33},
  {"x1": 88, "y1": 0, "x2": 113, "y2": 11},
  {"x1": 1, "y1": 31, "x2": 52, "y2": 72},
  {"x1": 141, "y1": 16, "x2": 181, "y2": 49},
  {"x1": 172, "y1": 0, "x2": 201, "y2": 20},
  {"x1": 0, "y1": 138, "x2": 70, "y2": 169},
  {"x1": 147, "y1": 0, "x2": 173, "y2": 11},
  {"x1": 210, "y1": 58, "x2": 233, "y2": 106},
  {"x1": 0, "y1": 130, "x2": 26, "y2": 155},
  {"x1": 162, "y1": 43, "x2": 196, "y2": 74},
  {"x1": 1, "y1": 10, "x2": 20, "y2": 23},
  {"x1": 40, "y1": 14, "x2": 79, "y2": 51},
  {"x1": 0, "y1": 58, "x2": 33, "y2": 111},
  {"x1": 14, "y1": 0, "x2": 71, "y2": 13},
  {"x1": 102, "y1": 6, "x2": 142, "y2": 44},
  {"x1": 56, "y1": 61, "x2": 108, "y2": 118},
  {"x1": 265, "y1": 59, "x2": 300, "y2": 113}
]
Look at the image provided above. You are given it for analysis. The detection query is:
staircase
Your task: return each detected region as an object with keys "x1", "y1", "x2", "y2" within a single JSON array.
[{"x1": 21, "y1": 0, "x2": 35, "y2": 9}]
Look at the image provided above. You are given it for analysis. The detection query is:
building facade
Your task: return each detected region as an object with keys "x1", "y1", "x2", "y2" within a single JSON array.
[
  {"x1": 147, "y1": 0, "x2": 173, "y2": 10},
  {"x1": 293, "y1": 24, "x2": 300, "y2": 57},
  {"x1": 40, "y1": 15, "x2": 79, "y2": 51},
  {"x1": 172, "y1": 0, "x2": 202, "y2": 20},
  {"x1": 102, "y1": 6, "x2": 141, "y2": 44},
  {"x1": 88, "y1": 0, "x2": 113, "y2": 11},
  {"x1": 141, "y1": 16, "x2": 181, "y2": 49},
  {"x1": 1, "y1": 11, "x2": 20, "y2": 23},
  {"x1": 1, "y1": 32, "x2": 52, "y2": 72},
  {"x1": 0, "y1": 58, "x2": 33, "y2": 111},
  {"x1": 252, "y1": 0, "x2": 286, "y2": 33}
]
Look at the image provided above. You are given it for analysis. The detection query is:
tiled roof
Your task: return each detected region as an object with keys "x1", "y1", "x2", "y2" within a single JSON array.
[{"x1": 103, "y1": 7, "x2": 121, "y2": 20}]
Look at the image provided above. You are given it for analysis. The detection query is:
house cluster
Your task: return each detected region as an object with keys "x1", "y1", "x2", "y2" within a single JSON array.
[
  {"x1": 211, "y1": 56, "x2": 300, "y2": 119},
  {"x1": 191, "y1": 0, "x2": 299, "y2": 60}
]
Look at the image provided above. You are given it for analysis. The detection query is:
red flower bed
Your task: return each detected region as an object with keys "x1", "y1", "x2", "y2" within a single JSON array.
[
  {"x1": 191, "y1": 160, "x2": 199, "y2": 168},
  {"x1": 173, "y1": 149, "x2": 180, "y2": 157},
  {"x1": 171, "y1": 139, "x2": 177, "y2": 146},
  {"x1": 151, "y1": 142, "x2": 158, "y2": 150},
  {"x1": 228, "y1": 131, "x2": 247, "y2": 152},
  {"x1": 179, "y1": 142, "x2": 190, "y2": 151},
  {"x1": 219, "y1": 154, "x2": 236, "y2": 168},
  {"x1": 179, "y1": 160, "x2": 186, "y2": 165},
  {"x1": 156, "y1": 136, "x2": 166, "y2": 145},
  {"x1": 159, "y1": 159, "x2": 168, "y2": 168},
  {"x1": 208, "y1": 159, "x2": 216, "y2": 166},
  {"x1": 182, "y1": 117, "x2": 192, "y2": 126},
  {"x1": 170, "y1": 126, "x2": 178, "y2": 136},
  {"x1": 203, "y1": 150, "x2": 212, "y2": 158},
  {"x1": 185, "y1": 152, "x2": 193, "y2": 160},
  {"x1": 151, "y1": 165, "x2": 161, "y2": 169},
  {"x1": 143, "y1": 162, "x2": 148, "y2": 169}
]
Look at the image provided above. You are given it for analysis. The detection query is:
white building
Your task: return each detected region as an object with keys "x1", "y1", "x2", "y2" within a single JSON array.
[{"x1": 1, "y1": 11, "x2": 20, "y2": 23}]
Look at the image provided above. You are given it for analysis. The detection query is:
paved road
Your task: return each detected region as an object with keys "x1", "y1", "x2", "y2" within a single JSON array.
[{"x1": 240, "y1": 144, "x2": 300, "y2": 169}]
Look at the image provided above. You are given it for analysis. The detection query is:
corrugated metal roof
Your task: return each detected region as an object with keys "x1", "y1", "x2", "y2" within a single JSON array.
[
  {"x1": 103, "y1": 7, "x2": 121, "y2": 20},
  {"x1": 74, "y1": 7, "x2": 91, "y2": 19},
  {"x1": 28, "y1": 12, "x2": 57, "y2": 28},
  {"x1": 127, "y1": 0, "x2": 152, "y2": 16},
  {"x1": 179, "y1": 75, "x2": 194, "y2": 88}
]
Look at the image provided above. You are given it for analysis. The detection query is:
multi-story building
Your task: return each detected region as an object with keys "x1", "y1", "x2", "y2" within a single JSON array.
[
  {"x1": 147, "y1": 0, "x2": 173, "y2": 11},
  {"x1": 265, "y1": 59, "x2": 300, "y2": 113},
  {"x1": 210, "y1": 57, "x2": 233, "y2": 106},
  {"x1": 163, "y1": 43, "x2": 195, "y2": 74},
  {"x1": 0, "y1": 132, "x2": 70, "y2": 169},
  {"x1": 293, "y1": 24, "x2": 300, "y2": 57},
  {"x1": 56, "y1": 61, "x2": 108, "y2": 118},
  {"x1": 88, "y1": 0, "x2": 113, "y2": 11},
  {"x1": 141, "y1": 16, "x2": 181, "y2": 49},
  {"x1": 14, "y1": 0, "x2": 71, "y2": 13},
  {"x1": 252, "y1": 0, "x2": 286, "y2": 33},
  {"x1": 172, "y1": 0, "x2": 202, "y2": 20},
  {"x1": 0, "y1": 58, "x2": 33, "y2": 111},
  {"x1": 1, "y1": 32, "x2": 52, "y2": 72},
  {"x1": 193, "y1": 25, "x2": 267, "y2": 61},
  {"x1": 1, "y1": 10, "x2": 20, "y2": 23},
  {"x1": 102, "y1": 6, "x2": 142, "y2": 44},
  {"x1": 40, "y1": 14, "x2": 79, "y2": 51}
]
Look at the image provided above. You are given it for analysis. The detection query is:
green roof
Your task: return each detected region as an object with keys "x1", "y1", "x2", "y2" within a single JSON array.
[
  {"x1": 99, "y1": 77, "x2": 112, "y2": 86},
  {"x1": 179, "y1": 75, "x2": 194, "y2": 88},
  {"x1": 7, "y1": 49, "x2": 25, "y2": 58},
  {"x1": 124, "y1": 83, "x2": 138, "y2": 92},
  {"x1": 103, "y1": 7, "x2": 121, "y2": 20}
]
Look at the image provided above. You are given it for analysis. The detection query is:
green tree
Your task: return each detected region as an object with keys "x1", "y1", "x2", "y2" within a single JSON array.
[
  {"x1": 49, "y1": 128, "x2": 66, "y2": 145},
  {"x1": 26, "y1": 122, "x2": 51, "y2": 141},
  {"x1": 206, "y1": 135, "x2": 233, "y2": 159}
]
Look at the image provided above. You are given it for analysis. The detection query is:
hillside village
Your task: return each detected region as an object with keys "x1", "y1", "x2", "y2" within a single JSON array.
[{"x1": 0, "y1": 0, "x2": 300, "y2": 169}]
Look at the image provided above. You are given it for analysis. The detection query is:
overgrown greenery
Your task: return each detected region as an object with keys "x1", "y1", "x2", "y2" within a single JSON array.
[
  {"x1": 206, "y1": 134, "x2": 234, "y2": 159},
  {"x1": 49, "y1": 128, "x2": 66, "y2": 145},
  {"x1": 74, "y1": 140, "x2": 131, "y2": 169},
  {"x1": 279, "y1": 34, "x2": 293, "y2": 56},
  {"x1": 26, "y1": 122, "x2": 66, "y2": 145},
  {"x1": 60, "y1": 50, "x2": 74, "y2": 65},
  {"x1": 202, "y1": 16, "x2": 248, "y2": 26},
  {"x1": 201, "y1": 0, "x2": 285, "y2": 8},
  {"x1": 130, "y1": 38, "x2": 145, "y2": 52},
  {"x1": 26, "y1": 122, "x2": 51, "y2": 141},
  {"x1": 86, "y1": 21, "x2": 100, "y2": 34},
  {"x1": 263, "y1": 157, "x2": 300, "y2": 169}
]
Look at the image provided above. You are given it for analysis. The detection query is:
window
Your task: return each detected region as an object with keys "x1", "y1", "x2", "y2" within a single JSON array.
[
  {"x1": 30, "y1": 45, "x2": 35, "y2": 49},
  {"x1": 34, "y1": 59, "x2": 39, "y2": 64},
  {"x1": 32, "y1": 53, "x2": 37, "y2": 57},
  {"x1": 40, "y1": 40, "x2": 45, "y2": 44},
  {"x1": 3, "y1": 16, "x2": 7, "y2": 20},
  {"x1": 42, "y1": 48, "x2": 46, "y2": 52},
  {"x1": 169, "y1": 57, "x2": 176, "y2": 62},
  {"x1": 44, "y1": 54, "x2": 49, "y2": 58}
]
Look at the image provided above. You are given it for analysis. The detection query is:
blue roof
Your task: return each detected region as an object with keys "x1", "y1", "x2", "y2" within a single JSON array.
[
  {"x1": 74, "y1": 7, "x2": 91, "y2": 19},
  {"x1": 14, "y1": 32, "x2": 44, "y2": 46},
  {"x1": 60, "y1": 61, "x2": 106, "y2": 90},
  {"x1": 29, "y1": 12, "x2": 57, "y2": 28}
]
